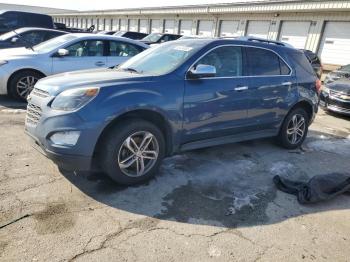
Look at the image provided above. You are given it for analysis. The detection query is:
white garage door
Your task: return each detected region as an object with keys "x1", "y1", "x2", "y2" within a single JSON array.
[
  {"x1": 120, "y1": 19, "x2": 127, "y2": 31},
  {"x1": 219, "y1": 20, "x2": 239, "y2": 37},
  {"x1": 246, "y1": 21, "x2": 270, "y2": 39},
  {"x1": 112, "y1": 19, "x2": 119, "y2": 31},
  {"x1": 93, "y1": 18, "x2": 98, "y2": 30},
  {"x1": 140, "y1": 19, "x2": 148, "y2": 33},
  {"x1": 198, "y1": 20, "x2": 214, "y2": 37},
  {"x1": 98, "y1": 19, "x2": 104, "y2": 31},
  {"x1": 164, "y1": 20, "x2": 175, "y2": 34},
  {"x1": 129, "y1": 19, "x2": 138, "y2": 32},
  {"x1": 279, "y1": 21, "x2": 310, "y2": 49},
  {"x1": 318, "y1": 21, "x2": 350, "y2": 66},
  {"x1": 151, "y1": 19, "x2": 161, "y2": 33},
  {"x1": 179, "y1": 20, "x2": 192, "y2": 36}
]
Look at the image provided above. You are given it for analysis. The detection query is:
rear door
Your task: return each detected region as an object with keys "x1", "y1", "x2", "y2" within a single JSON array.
[
  {"x1": 244, "y1": 47, "x2": 293, "y2": 131},
  {"x1": 106, "y1": 40, "x2": 144, "y2": 67},
  {"x1": 183, "y1": 45, "x2": 250, "y2": 143},
  {"x1": 52, "y1": 39, "x2": 107, "y2": 74}
]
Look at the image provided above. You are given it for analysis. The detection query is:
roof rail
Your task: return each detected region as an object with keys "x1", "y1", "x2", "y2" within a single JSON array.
[{"x1": 238, "y1": 37, "x2": 293, "y2": 48}]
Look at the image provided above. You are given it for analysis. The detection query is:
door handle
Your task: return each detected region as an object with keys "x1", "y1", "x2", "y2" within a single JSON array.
[
  {"x1": 234, "y1": 86, "x2": 249, "y2": 91},
  {"x1": 95, "y1": 61, "x2": 105, "y2": 66},
  {"x1": 281, "y1": 81, "x2": 292, "y2": 86}
]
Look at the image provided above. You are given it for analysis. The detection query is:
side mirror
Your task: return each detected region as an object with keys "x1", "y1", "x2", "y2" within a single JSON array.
[
  {"x1": 188, "y1": 64, "x2": 216, "y2": 79},
  {"x1": 56, "y1": 48, "x2": 69, "y2": 57},
  {"x1": 11, "y1": 37, "x2": 19, "y2": 44}
]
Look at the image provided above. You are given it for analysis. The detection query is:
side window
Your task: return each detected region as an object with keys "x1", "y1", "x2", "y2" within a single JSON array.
[
  {"x1": 196, "y1": 46, "x2": 243, "y2": 77},
  {"x1": 109, "y1": 41, "x2": 142, "y2": 57},
  {"x1": 65, "y1": 40, "x2": 104, "y2": 57},
  {"x1": 20, "y1": 31, "x2": 46, "y2": 45},
  {"x1": 245, "y1": 47, "x2": 290, "y2": 76},
  {"x1": 44, "y1": 31, "x2": 64, "y2": 41}
]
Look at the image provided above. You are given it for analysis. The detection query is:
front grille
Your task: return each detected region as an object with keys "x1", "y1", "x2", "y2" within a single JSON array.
[
  {"x1": 26, "y1": 103, "x2": 42, "y2": 126},
  {"x1": 330, "y1": 90, "x2": 350, "y2": 101},
  {"x1": 31, "y1": 88, "x2": 49, "y2": 98}
]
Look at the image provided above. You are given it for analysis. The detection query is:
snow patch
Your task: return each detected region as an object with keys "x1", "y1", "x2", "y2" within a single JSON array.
[
  {"x1": 270, "y1": 161, "x2": 295, "y2": 176},
  {"x1": 307, "y1": 137, "x2": 350, "y2": 156}
]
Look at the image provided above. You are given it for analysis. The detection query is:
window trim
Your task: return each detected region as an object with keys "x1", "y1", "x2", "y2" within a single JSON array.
[{"x1": 185, "y1": 44, "x2": 293, "y2": 80}]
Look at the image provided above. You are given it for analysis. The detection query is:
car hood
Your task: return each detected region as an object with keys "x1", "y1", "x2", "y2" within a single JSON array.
[
  {"x1": 35, "y1": 68, "x2": 153, "y2": 96},
  {"x1": 0, "y1": 47, "x2": 36, "y2": 59},
  {"x1": 327, "y1": 79, "x2": 350, "y2": 94}
]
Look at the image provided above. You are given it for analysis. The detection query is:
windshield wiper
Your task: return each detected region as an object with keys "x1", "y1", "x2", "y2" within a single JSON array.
[
  {"x1": 13, "y1": 30, "x2": 34, "y2": 51},
  {"x1": 121, "y1": 67, "x2": 140, "y2": 73}
]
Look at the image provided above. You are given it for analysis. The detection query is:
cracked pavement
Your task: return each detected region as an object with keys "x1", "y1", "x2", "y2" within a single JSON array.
[{"x1": 0, "y1": 95, "x2": 350, "y2": 261}]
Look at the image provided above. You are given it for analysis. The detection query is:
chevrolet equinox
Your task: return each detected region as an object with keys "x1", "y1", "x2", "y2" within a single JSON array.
[{"x1": 25, "y1": 38, "x2": 320, "y2": 185}]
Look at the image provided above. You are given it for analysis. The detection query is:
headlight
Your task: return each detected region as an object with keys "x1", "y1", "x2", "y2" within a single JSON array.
[
  {"x1": 51, "y1": 87, "x2": 99, "y2": 111},
  {"x1": 0, "y1": 60, "x2": 8, "y2": 66}
]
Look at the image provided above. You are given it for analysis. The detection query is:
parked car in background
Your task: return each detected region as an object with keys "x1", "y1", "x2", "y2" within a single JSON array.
[
  {"x1": 0, "y1": 11, "x2": 54, "y2": 35},
  {"x1": 98, "y1": 30, "x2": 117, "y2": 35},
  {"x1": 113, "y1": 31, "x2": 148, "y2": 40},
  {"x1": 140, "y1": 33, "x2": 182, "y2": 45},
  {"x1": 301, "y1": 49, "x2": 323, "y2": 78},
  {"x1": 0, "y1": 27, "x2": 67, "y2": 49},
  {"x1": 25, "y1": 38, "x2": 319, "y2": 185},
  {"x1": 320, "y1": 79, "x2": 350, "y2": 116},
  {"x1": 54, "y1": 22, "x2": 94, "y2": 33},
  {"x1": 0, "y1": 33, "x2": 148, "y2": 100},
  {"x1": 324, "y1": 64, "x2": 350, "y2": 84}
]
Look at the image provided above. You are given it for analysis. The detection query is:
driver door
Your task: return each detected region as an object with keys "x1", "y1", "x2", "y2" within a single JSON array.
[
  {"x1": 182, "y1": 45, "x2": 250, "y2": 143},
  {"x1": 52, "y1": 39, "x2": 107, "y2": 74}
]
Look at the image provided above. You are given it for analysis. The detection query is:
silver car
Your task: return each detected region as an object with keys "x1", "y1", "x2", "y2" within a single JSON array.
[{"x1": 0, "y1": 33, "x2": 149, "y2": 100}]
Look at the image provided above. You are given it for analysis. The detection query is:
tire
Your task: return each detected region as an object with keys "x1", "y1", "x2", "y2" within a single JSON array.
[
  {"x1": 277, "y1": 107, "x2": 309, "y2": 149},
  {"x1": 99, "y1": 119, "x2": 166, "y2": 185},
  {"x1": 8, "y1": 70, "x2": 44, "y2": 101}
]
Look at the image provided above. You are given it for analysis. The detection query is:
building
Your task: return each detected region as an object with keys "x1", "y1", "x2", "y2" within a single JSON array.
[
  {"x1": 51, "y1": 0, "x2": 350, "y2": 69},
  {"x1": 0, "y1": 3, "x2": 74, "y2": 14}
]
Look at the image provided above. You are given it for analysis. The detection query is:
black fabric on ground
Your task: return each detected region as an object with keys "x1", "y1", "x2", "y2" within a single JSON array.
[{"x1": 273, "y1": 173, "x2": 350, "y2": 204}]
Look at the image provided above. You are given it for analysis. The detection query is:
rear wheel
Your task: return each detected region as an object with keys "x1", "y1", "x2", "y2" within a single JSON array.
[
  {"x1": 278, "y1": 108, "x2": 309, "y2": 149},
  {"x1": 100, "y1": 120, "x2": 165, "y2": 185},
  {"x1": 8, "y1": 70, "x2": 44, "y2": 101}
]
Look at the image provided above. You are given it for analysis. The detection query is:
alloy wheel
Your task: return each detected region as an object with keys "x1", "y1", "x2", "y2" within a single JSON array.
[
  {"x1": 117, "y1": 131, "x2": 159, "y2": 177},
  {"x1": 286, "y1": 114, "x2": 306, "y2": 145},
  {"x1": 16, "y1": 76, "x2": 38, "y2": 99}
]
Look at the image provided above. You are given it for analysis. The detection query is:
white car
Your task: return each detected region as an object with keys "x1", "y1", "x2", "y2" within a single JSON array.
[{"x1": 0, "y1": 33, "x2": 149, "y2": 100}]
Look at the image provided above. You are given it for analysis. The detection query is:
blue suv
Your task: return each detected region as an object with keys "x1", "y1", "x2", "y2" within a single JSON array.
[{"x1": 25, "y1": 38, "x2": 320, "y2": 185}]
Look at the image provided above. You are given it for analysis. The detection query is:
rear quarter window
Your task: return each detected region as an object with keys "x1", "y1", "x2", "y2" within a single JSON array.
[
  {"x1": 245, "y1": 47, "x2": 291, "y2": 76},
  {"x1": 288, "y1": 50, "x2": 316, "y2": 77}
]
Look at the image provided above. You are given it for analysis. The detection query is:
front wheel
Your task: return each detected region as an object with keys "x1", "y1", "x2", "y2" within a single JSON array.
[
  {"x1": 277, "y1": 108, "x2": 309, "y2": 149},
  {"x1": 8, "y1": 70, "x2": 43, "y2": 101},
  {"x1": 100, "y1": 120, "x2": 165, "y2": 185}
]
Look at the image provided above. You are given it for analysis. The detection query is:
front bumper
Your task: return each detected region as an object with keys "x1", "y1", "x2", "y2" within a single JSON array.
[
  {"x1": 24, "y1": 93, "x2": 104, "y2": 171},
  {"x1": 26, "y1": 131, "x2": 92, "y2": 171},
  {"x1": 0, "y1": 67, "x2": 10, "y2": 95},
  {"x1": 320, "y1": 90, "x2": 350, "y2": 116}
]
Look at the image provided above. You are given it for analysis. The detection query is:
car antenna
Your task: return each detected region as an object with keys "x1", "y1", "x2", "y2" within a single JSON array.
[{"x1": 12, "y1": 29, "x2": 34, "y2": 51}]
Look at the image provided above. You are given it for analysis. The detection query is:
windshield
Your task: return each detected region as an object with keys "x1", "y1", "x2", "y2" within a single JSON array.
[
  {"x1": 119, "y1": 40, "x2": 208, "y2": 75},
  {"x1": 142, "y1": 33, "x2": 162, "y2": 42},
  {"x1": 114, "y1": 31, "x2": 126, "y2": 36},
  {"x1": 34, "y1": 34, "x2": 77, "y2": 53}
]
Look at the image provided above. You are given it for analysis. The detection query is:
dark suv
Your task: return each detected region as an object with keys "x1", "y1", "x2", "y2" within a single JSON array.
[
  {"x1": 0, "y1": 11, "x2": 54, "y2": 34},
  {"x1": 25, "y1": 38, "x2": 320, "y2": 185}
]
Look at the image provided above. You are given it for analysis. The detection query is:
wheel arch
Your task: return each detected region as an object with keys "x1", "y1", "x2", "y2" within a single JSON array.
[
  {"x1": 92, "y1": 109, "x2": 174, "y2": 170},
  {"x1": 7, "y1": 68, "x2": 46, "y2": 94}
]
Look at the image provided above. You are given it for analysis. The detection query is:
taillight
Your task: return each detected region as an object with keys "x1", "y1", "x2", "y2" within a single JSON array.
[{"x1": 315, "y1": 79, "x2": 322, "y2": 94}]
